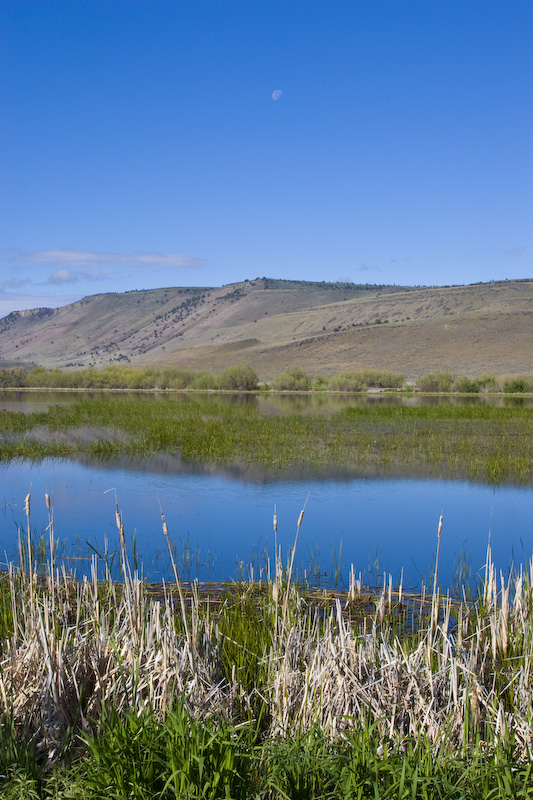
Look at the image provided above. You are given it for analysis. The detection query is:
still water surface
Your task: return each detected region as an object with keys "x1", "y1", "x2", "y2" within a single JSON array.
[
  {"x1": 1, "y1": 389, "x2": 532, "y2": 414},
  {"x1": 1, "y1": 456, "x2": 531, "y2": 591},
  {"x1": 1, "y1": 391, "x2": 531, "y2": 590}
]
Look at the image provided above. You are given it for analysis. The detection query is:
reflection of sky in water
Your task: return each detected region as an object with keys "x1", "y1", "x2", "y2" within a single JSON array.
[{"x1": 1, "y1": 458, "x2": 531, "y2": 591}]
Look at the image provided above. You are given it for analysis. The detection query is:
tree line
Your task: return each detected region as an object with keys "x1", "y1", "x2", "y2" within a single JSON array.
[{"x1": 0, "y1": 364, "x2": 532, "y2": 393}]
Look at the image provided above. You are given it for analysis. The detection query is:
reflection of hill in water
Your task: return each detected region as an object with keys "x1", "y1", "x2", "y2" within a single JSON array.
[{"x1": 72, "y1": 451, "x2": 504, "y2": 487}]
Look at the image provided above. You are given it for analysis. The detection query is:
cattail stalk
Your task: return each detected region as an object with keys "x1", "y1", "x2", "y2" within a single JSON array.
[
  {"x1": 45, "y1": 491, "x2": 56, "y2": 607},
  {"x1": 25, "y1": 492, "x2": 34, "y2": 607},
  {"x1": 159, "y1": 501, "x2": 195, "y2": 674},
  {"x1": 431, "y1": 513, "x2": 443, "y2": 631},
  {"x1": 281, "y1": 495, "x2": 309, "y2": 634}
]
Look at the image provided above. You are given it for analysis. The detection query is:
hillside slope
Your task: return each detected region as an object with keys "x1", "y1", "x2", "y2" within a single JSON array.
[{"x1": 0, "y1": 278, "x2": 531, "y2": 379}]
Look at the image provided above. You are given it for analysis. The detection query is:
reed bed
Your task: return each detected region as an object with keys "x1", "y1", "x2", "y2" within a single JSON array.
[{"x1": 1, "y1": 495, "x2": 533, "y2": 799}]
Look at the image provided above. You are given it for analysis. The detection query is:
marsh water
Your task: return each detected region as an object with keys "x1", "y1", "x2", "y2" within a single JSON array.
[{"x1": 1, "y1": 391, "x2": 532, "y2": 590}]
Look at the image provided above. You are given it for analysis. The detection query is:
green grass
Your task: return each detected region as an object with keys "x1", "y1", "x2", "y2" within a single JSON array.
[
  {"x1": 0, "y1": 389, "x2": 532, "y2": 797},
  {"x1": 0, "y1": 394, "x2": 531, "y2": 485},
  {"x1": 2, "y1": 709, "x2": 533, "y2": 798},
  {"x1": 1, "y1": 497, "x2": 533, "y2": 798}
]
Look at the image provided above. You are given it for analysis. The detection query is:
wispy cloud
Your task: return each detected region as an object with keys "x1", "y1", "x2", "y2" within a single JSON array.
[
  {"x1": 3, "y1": 277, "x2": 31, "y2": 289},
  {"x1": 0, "y1": 288, "x2": 83, "y2": 318},
  {"x1": 357, "y1": 263, "x2": 381, "y2": 272},
  {"x1": 505, "y1": 246, "x2": 526, "y2": 258},
  {"x1": 20, "y1": 249, "x2": 207, "y2": 270},
  {"x1": 0, "y1": 249, "x2": 209, "y2": 318},
  {"x1": 46, "y1": 267, "x2": 116, "y2": 284}
]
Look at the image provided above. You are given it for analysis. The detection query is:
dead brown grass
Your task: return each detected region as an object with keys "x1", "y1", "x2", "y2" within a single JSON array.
[{"x1": 2, "y1": 497, "x2": 533, "y2": 762}]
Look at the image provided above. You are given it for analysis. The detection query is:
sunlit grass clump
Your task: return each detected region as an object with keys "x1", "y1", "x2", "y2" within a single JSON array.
[{"x1": 1, "y1": 495, "x2": 533, "y2": 797}]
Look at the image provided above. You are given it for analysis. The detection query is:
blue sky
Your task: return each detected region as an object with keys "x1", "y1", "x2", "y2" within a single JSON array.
[{"x1": 1, "y1": 0, "x2": 531, "y2": 318}]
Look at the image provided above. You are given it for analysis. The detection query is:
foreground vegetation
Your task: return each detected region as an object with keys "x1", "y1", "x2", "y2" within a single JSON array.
[
  {"x1": 1, "y1": 363, "x2": 533, "y2": 393},
  {"x1": 1, "y1": 391, "x2": 532, "y2": 485},
  {"x1": 1, "y1": 498, "x2": 533, "y2": 797}
]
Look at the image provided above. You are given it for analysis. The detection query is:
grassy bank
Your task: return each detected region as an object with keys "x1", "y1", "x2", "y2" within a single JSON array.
[
  {"x1": 1, "y1": 393, "x2": 532, "y2": 485},
  {"x1": 1, "y1": 497, "x2": 533, "y2": 797},
  {"x1": 3, "y1": 709, "x2": 530, "y2": 798}
]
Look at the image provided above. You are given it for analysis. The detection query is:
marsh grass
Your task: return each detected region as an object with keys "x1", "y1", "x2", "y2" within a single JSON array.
[
  {"x1": 1, "y1": 496, "x2": 533, "y2": 797},
  {"x1": 1, "y1": 395, "x2": 532, "y2": 485}
]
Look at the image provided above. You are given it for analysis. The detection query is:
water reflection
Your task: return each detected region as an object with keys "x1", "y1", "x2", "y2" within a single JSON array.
[
  {"x1": 68, "y1": 451, "x2": 507, "y2": 487},
  {"x1": 1, "y1": 390, "x2": 531, "y2": 590},
  {"x1": 1, "y1": 456, "x2": 531, "y2": 593},
  {"x1": 1, "y1": 389, "x2": 531, "y2": 415}
]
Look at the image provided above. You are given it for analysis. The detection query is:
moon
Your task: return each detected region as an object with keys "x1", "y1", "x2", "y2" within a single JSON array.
[{"x1": 272, "y1": 89, "x2": 283, "y2": 101}]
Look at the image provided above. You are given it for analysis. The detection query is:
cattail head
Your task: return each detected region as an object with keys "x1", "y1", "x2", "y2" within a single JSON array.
[
  {"x1": 273, "y1": 512, "x2": 277, "y2": 532},
  {"x1": 471, "y1": 686, "x2": 481, "y2": 729},
  {"x1": 45, "y1": 492, "x2": 51, "y2": 511},
  {"x1": 297, "y1": 509, "x2": 304, "y2": 528},
  {"x1": 115, "y1": 507, "x2": 125, "y2": 548},
  {"x1": 437, "y1": 514, "x2": 443, "y2": 539},
  {"x1": 25, "y1": 493, "x2": 31, "y2": 516}
]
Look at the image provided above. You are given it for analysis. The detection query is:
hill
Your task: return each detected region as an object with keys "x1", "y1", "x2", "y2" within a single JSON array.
[{"x1": 0, "y1": 277, "x2": 532, "y2": 379}]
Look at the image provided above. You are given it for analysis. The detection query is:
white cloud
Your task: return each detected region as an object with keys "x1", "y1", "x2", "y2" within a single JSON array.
[
  {"x1": 50, "y1": 268, "x2": 76, "y2": 284},
  {"x1": 85, "y1": 268, "x2": 117, "y2": 280},
  {"x1": 272, "y1": 89, "x2": 283, "y2": 101},
  {"x1": 20, "y1": 249, "x2": 207, "y2": 270},
  {"x1": 0, "y1": 248, "x2": 208, "y2": 318}
]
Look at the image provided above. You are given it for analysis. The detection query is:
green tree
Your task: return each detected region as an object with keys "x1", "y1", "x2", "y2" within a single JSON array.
[
  {"x1": 190, "y1": 372, "x2": 218, "y2": 390},
  {"x1": 417, "y1": 371, "x2": 456, "y2": 392},
  {"x1": 504, "y1": 377, "x2": 529, "y2": 394},
  {"x1": 454, "y1": 376, "x2": 481, "y2": 393},
  {"x1": 272, "y1": 366, "x2": 311, "y2": 391},
  {"x1": 328, "y1": 372, "x2": 365, "y2": 392},
  {"x1": 218, "y1": 365, "x2": 259, "y2": 391}
]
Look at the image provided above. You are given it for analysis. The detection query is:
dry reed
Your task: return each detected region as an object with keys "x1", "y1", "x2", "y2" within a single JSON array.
[{"x1": 1, "y1": 495, "x2": 532, "y2": 768}]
